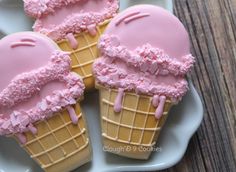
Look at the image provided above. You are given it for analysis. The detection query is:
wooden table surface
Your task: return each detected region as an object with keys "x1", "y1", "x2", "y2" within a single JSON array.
[{"x1": 160, "y1": 0, "x2": 236, "y2": 171}]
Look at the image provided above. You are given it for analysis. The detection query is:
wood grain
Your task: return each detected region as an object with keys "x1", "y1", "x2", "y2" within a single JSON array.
[{"x1": 160, "y1": 0, "x2": 236, "y2": 171}]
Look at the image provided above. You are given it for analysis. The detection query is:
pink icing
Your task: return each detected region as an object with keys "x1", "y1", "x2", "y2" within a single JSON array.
[
  {"x1": 87, "y1": 24, "x2": 97, "y2": 37},
  {"x1": 104, "y1": 5, "x2": 191, "y2": 60},
  {"x1": 17, "y1": 133, "x2": 27, "y2": 144},
  {"x1": 99, "y1": 35, "x2": 195, "y2": 77},
  {"x1": 93, "y1": 57, "x2": 188, "y2": 102},
  {"x1": 114, "y1": 88, "x2": 124, "y2": 113},
  {"x1": 66, "y1": 33, "x2": 78, "y2": 49},
  {"x1": 11, "y1": 42, "x2": 36, "y2": 48},
  {"x1": 39, "y1": 0, "x2": 108, "y2": 27},
  {"x1": 27, "y1": 124, "x2": 38, "y2": 135},
  {"x1": 24, "y1": 0, "x2": 119, "y2": 41},
  {"x1": 66, "y1": 106, "x2": 79, "y2": 124},
  {"x1": 93, "y1": 5, "x2": 195, "y2": 116},
  {"x1": 124, "y1": 13, "x2": 150, "y2": 24},
  {"x1": 155, "y1": 96, "x2": 166, "y2": 119},
  {"x1": 20, "y1": 38, "x2": 36, "y2": 42},
  {"x1": 0, "y1": 32, "x2": 56, "y2": 91},
  {"x1": 115, "y1": 11, "x2": 140, "y2": 26},
  {"x1": 152, "y1": 95, "x2": 159, "y2": 107},
  {"x1": 0, "y1": 32, "x2": 85, "y2": 136}
]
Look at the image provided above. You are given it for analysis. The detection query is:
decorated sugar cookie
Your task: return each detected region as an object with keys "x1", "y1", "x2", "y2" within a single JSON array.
[
  {"x1": 0, "y1": 32, "x2": 91, "y2": 172},
  {"x1": 24, "y1": 0, "x2": 120, "y2": 90},
  {"x1": 93, "y1": 5, "x2": 195, "y2": 159}
]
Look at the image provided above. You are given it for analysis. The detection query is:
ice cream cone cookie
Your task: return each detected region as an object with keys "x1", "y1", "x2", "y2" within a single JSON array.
[
  {"x1": 24, "y1": 0, "x2": 119, "y2": 91},
  {"x1": 0, "y1": 32, "x2": 91, "y2": 172},
  {"x1": 93, "y1": 5, "x2": 195, "y2": 159}
]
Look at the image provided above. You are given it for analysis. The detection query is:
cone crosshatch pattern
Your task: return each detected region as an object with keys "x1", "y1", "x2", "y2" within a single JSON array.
[
  {"x1": 58, "y1": 20, "x2": 110, "y2": 90},
  {"x1": 97, "y1": 84, "x2": 172, "y2": 159},
  {"x1": 15, "y1": 103, "x2": 91, "y2": 172}
]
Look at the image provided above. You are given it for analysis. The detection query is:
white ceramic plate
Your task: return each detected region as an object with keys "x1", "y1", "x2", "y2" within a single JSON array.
[{"x1": 0, "y1": 0, "x2": 204, "y2": 172}]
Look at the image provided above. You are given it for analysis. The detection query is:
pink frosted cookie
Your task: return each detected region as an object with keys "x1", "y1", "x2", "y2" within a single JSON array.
[
  {"x1": 0, "y1": 32, "x2": 91, "y2": 172},
  {"x1": 93, "y1": 5, "x2": 195, "y2": 159},
  {"x1": 24, "y1": 0, "x2": 120, "y2": 90}
]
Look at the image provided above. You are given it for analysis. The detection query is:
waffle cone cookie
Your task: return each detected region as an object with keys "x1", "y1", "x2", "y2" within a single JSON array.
[
  {"x1": 97, "y1": 84, "x2": 172, "y2": 159},
  {"x1": 23, "y1": 0, "x2": 119, "y2": 91},
  {"x1": 93, "y1": 5, "x2": 195, "y2": 159},
  {"x1": 16, "y1": 103, "x2": 91, "y2": 172},
  {"x1": 0, "y1": 32, "x2": 91, "y2": 171}
]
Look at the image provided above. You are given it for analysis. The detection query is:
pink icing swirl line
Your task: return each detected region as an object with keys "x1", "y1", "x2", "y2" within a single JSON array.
[
  {"x1": 115, "y1": 11, "x2": 140, "y2": 26},
  {"x1": 25, "y1": 0, "x2": 119, "y2": 41},
  {"x1": 124, "y1": 13, "x2": 150, "y2": 24},
  {"x1": 11, "y1": 42, "x2": 36, "y2": 48},
  {"x1": 21, "y1": 38, "x2": 36, "y2": 43},
  {"x1": 0, "y1": 50, "x2": 85, "y2": 135},
  {"x1": 99, "y1": 35, "x2": 195, "y2": 77}
]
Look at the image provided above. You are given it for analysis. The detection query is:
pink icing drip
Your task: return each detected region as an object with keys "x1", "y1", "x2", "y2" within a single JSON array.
[
  {"x1": 28, "y1": 123, "x2": 37, "y2": 135},
  {"x1": 11, "y1": 42, "x2": 36, "y2": 48},
  {"x1": 0, "y1": 51, "x2": 85, "y2": 135},
  {"x1": 155, "y1": 96, "x2": 166, "y2": 119},
  {"x1": 115, "y1": 11, "x2": 140, "y2": 26},
  {"x1": 152, "y1": 95, "x2": 159, "y2": 107},
  {"x1": 114, "y1": 88, "x2": 124, "y2": 113},
  {"x1": 124, "y1": 13, "x2": 150, "y2": 24},
  {"x1": 66, "y1": 33, "x2": 78, "y2": 49},
  {"x1": 87, "y1": 24, "x2": 97, "y2": 37},
  {"x1": 16, "y1": 133, "x2": 27, "y2": 144},
  {"x1": 66, "y1": 106, "x2": 78, "y2": 124},
  {"x1": 26, "y1": 0, "x2": 119, "y2": 41}
]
